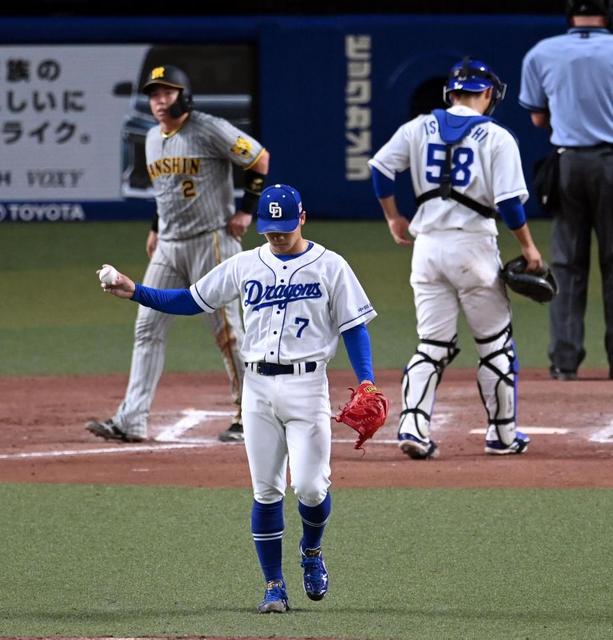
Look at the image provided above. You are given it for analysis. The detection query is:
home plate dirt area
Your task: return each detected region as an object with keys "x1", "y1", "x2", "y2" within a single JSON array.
[{"x1": 0, "y1": 368, "x2": 612, "y2": 489}]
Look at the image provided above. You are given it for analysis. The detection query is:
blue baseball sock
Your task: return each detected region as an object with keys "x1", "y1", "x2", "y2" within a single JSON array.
[
  {"x1": 251, "y1": 498, "x2": 284, "y2": 582},
  {"x1": 299, "y1": 492, "x2": 332, "y2": 551}
]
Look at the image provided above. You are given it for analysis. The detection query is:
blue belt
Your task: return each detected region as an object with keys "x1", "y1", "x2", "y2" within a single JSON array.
[{"x1": 246, "y1": 361, "x2": 317, "y2": 376}]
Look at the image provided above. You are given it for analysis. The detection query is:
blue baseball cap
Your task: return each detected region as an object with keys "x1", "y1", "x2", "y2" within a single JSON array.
[{"x1": 256, "y1": 184, "x2": 303, "y2": 234}]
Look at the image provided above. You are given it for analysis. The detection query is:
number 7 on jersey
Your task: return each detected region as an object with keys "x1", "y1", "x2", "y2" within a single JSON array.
[{"x1": 295, "y1": 317, "x2": 309, "y2": 338}]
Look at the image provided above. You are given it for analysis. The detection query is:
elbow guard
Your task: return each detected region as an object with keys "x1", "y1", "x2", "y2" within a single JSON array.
[{"x1": 240, "y1": 169, "x2": 266, "y2": 214}]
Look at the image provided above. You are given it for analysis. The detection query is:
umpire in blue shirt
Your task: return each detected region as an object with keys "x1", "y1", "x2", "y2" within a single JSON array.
[{"x1": 519, "y1": 0, "x2": 613, "y2": 381}]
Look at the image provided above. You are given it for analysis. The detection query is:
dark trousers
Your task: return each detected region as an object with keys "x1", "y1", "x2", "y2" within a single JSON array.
[{"x1": 549, "y1": 146, "x2": 613, "y2": 372}]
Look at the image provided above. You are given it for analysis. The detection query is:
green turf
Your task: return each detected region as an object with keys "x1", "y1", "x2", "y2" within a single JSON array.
[
  {"x1": 0, "y1": 483, "x2": 611, "y2": 638},
  {"x1": 0, "y1": 220, "x2": 608, "y2": 375}
]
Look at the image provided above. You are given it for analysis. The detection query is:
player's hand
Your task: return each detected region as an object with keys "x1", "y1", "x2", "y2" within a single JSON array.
[
  {"x1": 97, "y1": 269, "x2": 136, "y2": 299},
  {"x1": 227, "y1": 211, "x2": 253, "y2": 239},
  {"x1": 522, "y1": 245, "x2": 543, "y2": 273},
  {"x1": 146, "y1": 230, "x2": 158, "y2": 258},
  {"x1": 387, "y1": 216, "x2": 412, "y2": 246}
]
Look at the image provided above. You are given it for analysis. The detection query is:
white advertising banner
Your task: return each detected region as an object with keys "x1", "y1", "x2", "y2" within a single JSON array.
[{"x1": 0, "y1": 45, "x2": 149, "y2": 202}]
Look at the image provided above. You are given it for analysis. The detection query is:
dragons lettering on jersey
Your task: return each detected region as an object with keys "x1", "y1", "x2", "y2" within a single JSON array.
[
  {"x1": 244, "y1": 280, "x2": 323, "y2": 311},
  {"x1": 147, "y1": 157, "x2": 201, "y2": 180}
]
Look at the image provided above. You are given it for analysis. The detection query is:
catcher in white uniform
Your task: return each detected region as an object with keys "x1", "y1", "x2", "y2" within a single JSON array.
[
  {"x1": 369, "y1": 57, "x2": 543, "y2": 459},
  {"x1": 95, "y1": 184, "x2": 383, "y2": 613}
]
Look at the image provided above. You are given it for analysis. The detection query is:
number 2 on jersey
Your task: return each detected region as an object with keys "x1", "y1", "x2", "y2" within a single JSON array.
[
  {"x1": 182, "y1": 180, "x2": 196, "y2": 198},
  {"x1": 425, "y1": 143, "x2": 474, "y2": 187},
  {"x1": 295, "y1": 317, "x2": 309, "y2": 338}
]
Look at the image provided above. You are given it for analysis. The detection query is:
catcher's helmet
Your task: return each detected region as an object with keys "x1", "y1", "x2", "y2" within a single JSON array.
[
  {"x1": 142, "y1": 65, "x2": 193, "y2": 118},
  {"x1": 443, "y1": 57, "x2": 507, "y2": 116},
  {"x1": 500, "y1": 256, "x2": 559, "y2": 304}
]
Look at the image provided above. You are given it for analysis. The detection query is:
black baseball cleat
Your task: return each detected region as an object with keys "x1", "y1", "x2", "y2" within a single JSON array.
[
  {"x1": 549, "y1": 366, "x2": 577, "y2": 381},
  {"x1": 218, "y1": 422, "x2": 244, "y2": 442},
  {"x1": 85, "y1": 419, "x2": 145, "y2": 443}
]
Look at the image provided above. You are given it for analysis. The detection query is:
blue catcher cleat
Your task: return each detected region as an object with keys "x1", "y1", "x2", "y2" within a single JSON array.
[
  {"x1": 485, "y1": 430, "x2": 530, "y2": 455},
  {"x1": 257, "y1": 579, "x2": 289, "y2": 613},
  {"x1": 398, "y1": 432, "x2": 439, "y2": 459},
  {"x1": 300, "y1": 542, "x2": 329, "y2": 601}
]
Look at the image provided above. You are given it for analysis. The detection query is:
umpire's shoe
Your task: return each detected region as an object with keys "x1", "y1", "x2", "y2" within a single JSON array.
[
  {"x1": 398, "y1": 433, "x2": 439, "y2": 460},
  {"x1": 300, "y1": 542, "x2": 329, "y2": 601},
  {"x1": 257, "y1": 579, "x2": 289, "y2": 613},
  {"x1": 218, "y1": 422, "x2": 244, "y2": 443},
  {"x1": 485, "y1": 430, "x2": 530, "y2": 455},
  {"x1": 549, "y1": 366, "x2": 577, "y2": 381},
  {"x1": 86, "y1": 419, "x2": 145, "y2": 443}
]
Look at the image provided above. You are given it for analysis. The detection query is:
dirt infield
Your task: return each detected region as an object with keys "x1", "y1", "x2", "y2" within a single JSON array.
[{"x1": 1, "y1": 368, "x2": 612, "y2": 489}]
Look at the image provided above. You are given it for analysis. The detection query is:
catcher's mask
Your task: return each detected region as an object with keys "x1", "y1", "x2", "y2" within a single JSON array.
[
  {"x1": 443, "y1": 57, "x2": 507, "y2": 116},
  {"x1": 500, "y1": 256, "x2": 559, "y2": 304},
  {"x1": 142, "y1": 65, "x2": 193, "y2": 118}
]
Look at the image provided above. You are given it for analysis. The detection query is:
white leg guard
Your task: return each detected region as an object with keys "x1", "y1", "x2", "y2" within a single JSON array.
[
  {"x1": 399, "y1": 336, "x2": 460, "y2": 441},
  {"x1": 476, "y1": 324, "x2": 518, "y2": 447}
]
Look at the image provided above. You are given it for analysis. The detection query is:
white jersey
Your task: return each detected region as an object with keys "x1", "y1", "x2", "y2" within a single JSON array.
[
  {"x1": 369, "y1": 105, "x2": 528, "y2": 236},
  {"x1": 189, "y1": 241, "x2": 377, "y2": 364}
]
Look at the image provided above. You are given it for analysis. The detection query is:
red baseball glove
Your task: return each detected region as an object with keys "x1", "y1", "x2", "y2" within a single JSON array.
[{"x1": 334, "y1": 382, "x2": 389, "y2": 452}]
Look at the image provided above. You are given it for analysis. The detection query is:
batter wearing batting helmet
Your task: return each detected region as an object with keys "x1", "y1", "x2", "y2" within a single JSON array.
[
  {"x1": 142, "y1": 64, "x2": 193, "y2": 118},
  {"x1": 370, "y1": 57, "x2": 546, "y2": 459},
  {"x1": 86, "y1": 64, "x2": 270, "y2": 444}
]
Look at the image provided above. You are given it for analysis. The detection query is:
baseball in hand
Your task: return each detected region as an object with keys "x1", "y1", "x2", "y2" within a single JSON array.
[{"x1": 99, "y1": 264, "x2": 119, "y2": 286}]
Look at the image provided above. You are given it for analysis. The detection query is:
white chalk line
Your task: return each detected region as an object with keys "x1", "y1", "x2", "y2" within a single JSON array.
[
  {"x1": 0, "y1": 409, "x2": 608, "y2": 462},
  {"x1": 0, "y1": 442, "x2": 209, "y2": 460},
  {"x1": 589, "y1": 423, "x2": 613, "y2": 443},
  {"x1": 155, "y1": 409, "x2": 233, "y2": 442},
  {"x1": 469, "y1": 427, "x2": 570, "y2": 435}
]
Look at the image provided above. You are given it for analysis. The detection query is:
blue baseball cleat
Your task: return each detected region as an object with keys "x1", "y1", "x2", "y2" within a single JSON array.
[
  {"x1": 300, "y1": 542, "x2": 329, "y2": 601},
  {"x1": 398, "y1": 432, "x2": 439, "y2": 459},
  {"x1": 257, "y1": 579, "x2": 289, "y2": 613},
  {"x1": 485, "y1": 431, "x2": 530, "y2": 455}
]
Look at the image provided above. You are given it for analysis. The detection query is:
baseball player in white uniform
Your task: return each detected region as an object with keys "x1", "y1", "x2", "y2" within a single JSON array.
[
  {"x1": 369, "y1": 57, "x2": 544, "y2": 459},
  {"x1": 87, "y1": 64, "x2": 269, "y2": 444},
  {"x1": 95, "y1": 183, "x2": 379, "y2": 613}
]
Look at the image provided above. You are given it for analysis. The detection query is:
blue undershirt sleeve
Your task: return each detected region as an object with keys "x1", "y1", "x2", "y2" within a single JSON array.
[
  {"x1": 371, "y1": 166, "x2": 395, "y2": 199},
  {"x1": 497, "y1": 196, "x2": 527, "y2": 230},
  {"x1": 131, "y1": 283, "x2": 203, "y2": 315},
  {"x1": 341, "y1": 323, "x2": 375, "y2": 383}
]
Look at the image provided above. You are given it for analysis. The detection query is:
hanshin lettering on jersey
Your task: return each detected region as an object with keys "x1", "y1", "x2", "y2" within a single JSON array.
[{"x1": 147, "y1": 157, "x2": 201, "y2": 181}]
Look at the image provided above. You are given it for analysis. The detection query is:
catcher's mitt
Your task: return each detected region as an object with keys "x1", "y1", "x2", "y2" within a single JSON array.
[
  {"x1": 500, "y1": 256, "x2": 559, "y2": 304},
  {"x1": 334, "y1": 382, "x2": 389, "y2": 452}
]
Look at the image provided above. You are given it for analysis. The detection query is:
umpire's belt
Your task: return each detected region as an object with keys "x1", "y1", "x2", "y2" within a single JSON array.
[
  {"x1": 561, "y1": 142, "x2": 613, "y2": 151},
  {"x1": 246, "y1": 361, "x2": 317, "y2": 376}
]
